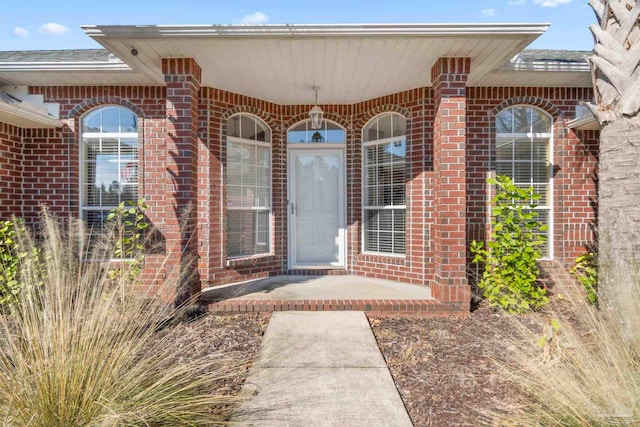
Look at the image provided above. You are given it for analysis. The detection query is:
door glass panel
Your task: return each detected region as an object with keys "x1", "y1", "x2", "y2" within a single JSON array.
[{"x1": 288, "y1": 120, "x2": 345, "y2": 144}]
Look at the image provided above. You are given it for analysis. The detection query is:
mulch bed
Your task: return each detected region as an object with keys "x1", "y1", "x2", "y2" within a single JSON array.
[
  {"x1": 370, "y1": 304, "x2": 528, "y2": 427},
  {"x1": 151, "y1": 312, "x2": 271, "y2": 396},
  {"x1": 150, "y1": 307, "x2": 545, "y2": 426}
]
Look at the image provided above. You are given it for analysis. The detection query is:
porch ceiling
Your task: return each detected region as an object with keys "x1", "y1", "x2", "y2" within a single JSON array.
[{"x1": 82, "y1": 23, "x2": 550, "y2": 104}]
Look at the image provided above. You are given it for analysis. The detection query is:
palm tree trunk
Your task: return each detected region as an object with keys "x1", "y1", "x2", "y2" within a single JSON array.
[
  {"x1": 588, "y1": 0, "x2": 640, "y2": 310},
  {"x1": 598, "y1": 116, "x2": 640, "y2": 309}
]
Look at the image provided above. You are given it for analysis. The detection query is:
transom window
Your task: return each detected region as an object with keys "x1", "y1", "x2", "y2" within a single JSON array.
[
  {"x1": 495, "y1": 105, "x2": 553, "y2": 257},
  {"x1": 80, "y1": 106, "x2": 139, "y2": 230},
  {"x1": 288, "y1": 119, "x2": 345, "y2": 144},
  {"x1": 226, "y1": 114, "x2": 272, "y2": 258},
  {"x1": 362, "y1": 113, "x2": 407, "y2": 255}
]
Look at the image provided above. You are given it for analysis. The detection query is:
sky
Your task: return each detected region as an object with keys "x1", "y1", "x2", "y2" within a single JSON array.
[{"x1": 1, "y1": 0, "x2": 596, "y2": 52}]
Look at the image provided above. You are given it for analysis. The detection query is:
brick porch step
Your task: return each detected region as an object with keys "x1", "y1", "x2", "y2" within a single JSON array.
[{"x1": 207, "y1": 298, "x2": 467, "y2": 317}]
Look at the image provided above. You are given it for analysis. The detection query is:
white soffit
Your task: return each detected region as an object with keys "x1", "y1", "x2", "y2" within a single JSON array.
[{"x1": 83, "y1": 23, "x2": 551, "y2": 104}]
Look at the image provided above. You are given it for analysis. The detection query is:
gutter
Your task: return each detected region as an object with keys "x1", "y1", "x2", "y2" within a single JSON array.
[
  {"x1": 567, "y1": 114, "x2": 600, "y2": 131},
  {"x1": 0, "y1": 62, "x2": 132, "y2": 72},
  {"x1": 0, "y1": 96, "x2": 62, "y2": 128},
  {"x1": 504, "y1": 61, "x2": 591, "y2": 73},
  {"x1": 82, "y1": 22, "x2": 550, "y2": 38}
]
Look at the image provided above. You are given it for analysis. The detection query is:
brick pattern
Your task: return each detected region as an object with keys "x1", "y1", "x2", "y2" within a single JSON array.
[
  {"x1": 21, "y1": 127, "x2": 74, "y2": 223},
  {"x1": 0, "y1": 122, "x2": 23, "y2": 217},
  {"x1": 158, "y1": 58, "x2": 203, "y2": 302},
  {"x1": 350, "y1": 90, "x2": 430, "y2": 284},
  {"x1": 198, "y1": 89, "x2": 282, "y2": 287},
  {"x1": 11, "y1": 73, "x2": 598, "y2": 313},
  {"x1": 431, "y1": 58, "x2": 471, "y2": 307},
  {"x1": 466, "y1": 87, "x2": 598, "y2": 270},
  {"x1": 208, "y1": 298, "x2": 467, "y2": 318},
  {"x1": 28, "y1": 86, "x2": 169, "y2": 297}
]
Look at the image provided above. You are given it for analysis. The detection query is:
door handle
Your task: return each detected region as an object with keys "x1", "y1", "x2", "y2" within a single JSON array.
[{"x1": 291, "y1": 202, "x2": 297, "y2": 215}]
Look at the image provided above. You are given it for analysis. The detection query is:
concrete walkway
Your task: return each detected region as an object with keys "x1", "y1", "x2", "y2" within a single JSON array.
[
  {"x1": 203, "y1": 275, "x2": 433, "y2": 301},
  {"x1": 233, "y1": 311, "x2": 413, "y2": 426}
]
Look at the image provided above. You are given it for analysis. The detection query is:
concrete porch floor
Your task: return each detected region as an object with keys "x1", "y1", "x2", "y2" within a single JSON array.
[{"x1": 203, "y1": 275, "x2": 465, "y2": 317}]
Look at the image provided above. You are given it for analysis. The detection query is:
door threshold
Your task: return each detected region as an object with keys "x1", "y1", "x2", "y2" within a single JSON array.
[{"x1": 285, "y1": 268, "x2": 348, "y2": 276}]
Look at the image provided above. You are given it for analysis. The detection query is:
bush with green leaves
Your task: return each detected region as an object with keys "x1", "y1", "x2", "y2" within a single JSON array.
[
  {"x1": 0, "y1": 219, "x2": 41, "y2": 309},
  {"x1": 0, "y1": 220, "x2": 21, "y2": 307},
  {"x1": 571, "y1": 251, "x2": 598, "y2": 305},
  {"x1": 107, "y1": 198, "x2": 149, "y2": 283},
  {"x1": 470, "y1": 175, "x2": 549, "y2": 313}
]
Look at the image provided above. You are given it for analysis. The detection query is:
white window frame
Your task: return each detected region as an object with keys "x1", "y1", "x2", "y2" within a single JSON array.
[
  {"x1": 226, "y1": 114, "x2": 273, "y2": 259},
  {"x1": 79, "y1": 105, "x2": 140, "y2": 232},
  {"x1": 495, "y1": 105, "x2": 554, "y2": 259},
  {"x1": 361, "y1": 113, "x2": 407, "y2": 257}
]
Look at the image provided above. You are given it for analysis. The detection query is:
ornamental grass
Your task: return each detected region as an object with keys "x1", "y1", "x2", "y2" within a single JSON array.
[
  {"x1": 0, "y1": 212, "x2": 241, "y2": 426},
  {"x1": 484, "y1": 259, "x2": 640, "y2": 426}
]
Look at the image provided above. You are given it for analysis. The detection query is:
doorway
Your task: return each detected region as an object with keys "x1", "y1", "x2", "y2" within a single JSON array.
[{"x1": 288, "y1": 148, "x2": 346, "y2": 269}]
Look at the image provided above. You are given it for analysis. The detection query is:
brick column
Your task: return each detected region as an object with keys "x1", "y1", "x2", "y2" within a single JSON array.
[
  {"x1": 155, "y1": 57, "x2": 201, "y2": 303},
  {"x1": 431, "y1": 58, "x2": 471, "y2": 311}
]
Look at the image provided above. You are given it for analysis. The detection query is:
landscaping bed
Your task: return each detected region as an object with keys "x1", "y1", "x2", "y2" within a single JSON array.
[
  {"x1": 370, "y1": 304, "x2": 525, "y2": 426},
  {"x1": 149, "y1": 312, "x2": 271, "y2": 415}
]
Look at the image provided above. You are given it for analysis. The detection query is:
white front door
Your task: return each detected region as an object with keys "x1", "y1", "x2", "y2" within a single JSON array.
[{"x1": 289, "y1": 149, "x2": 346, "y2": 268}]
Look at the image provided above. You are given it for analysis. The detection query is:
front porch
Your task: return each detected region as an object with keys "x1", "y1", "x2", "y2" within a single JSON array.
[{"x1": 203, "y1": 275, "x2": 466, "y2": 317}]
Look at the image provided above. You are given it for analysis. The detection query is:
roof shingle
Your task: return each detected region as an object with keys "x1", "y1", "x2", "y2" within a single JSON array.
[{"x1": 0, "y1": 49, "x2": 112, "y2": 63}]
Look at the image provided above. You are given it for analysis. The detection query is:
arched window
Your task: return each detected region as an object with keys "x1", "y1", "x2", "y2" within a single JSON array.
[
  {"x1": 287, "y1": 119, "x2": 345, "y2": 144},
  {"x1": 495, "y1": 105, "x2": 553, "y2": 257},
  {"x1": 226, "y1": 114, "x2": 272, "y2": 258},
  {"x1": 80, "y1": 105, "x2": 139, "y2": 230},
  {"x1": 362, "y1": 112, "x2": 407, "y2": 255}
]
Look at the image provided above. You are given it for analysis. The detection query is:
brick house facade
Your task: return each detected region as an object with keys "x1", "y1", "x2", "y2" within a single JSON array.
[{"x1": 0, "y1": 24, "x2": 598, "y2": 313}]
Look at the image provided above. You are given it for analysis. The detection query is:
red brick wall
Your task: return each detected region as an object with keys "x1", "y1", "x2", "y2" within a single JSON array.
[
  {"x1": 21, "y1": 127, "x2": 73, "y2": 223},
  {"x1": 0, "y1": 122, "x2": 23, "y2": 218},
  {"x1": 197, "y1": 88, "x2": 283, "y2": 287},
  {"x1": 198, "y1": 91, "x2": 434, "y2": 287},
  {"x1": 162, "y1": 58, "x2": 202, "y2": 300},
  {"x1": 22, "y1": 80, "x2": 598, "y2": 299},
  {"x1": 430, "y1": 58, "x2": 471, "y2": 308},
  {"x1": 28, "y1": 86, "x2": 170, "y2": 297},
  {"x1": 466, "y1": 87, "x2": 598, "y2": 270},
  {"x1": 350, "y1": 90, "x2": 430, "y2": 285}
]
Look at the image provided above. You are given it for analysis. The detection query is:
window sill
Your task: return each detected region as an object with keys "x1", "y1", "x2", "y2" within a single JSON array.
[
  {"x1": 357, "y1": 252, "x2": 407, "y2": 266},
  {"x1": 226, "y1": 253, "x2": 276, "y2": 268}
]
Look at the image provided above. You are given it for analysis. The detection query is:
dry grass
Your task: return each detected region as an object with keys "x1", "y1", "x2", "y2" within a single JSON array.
[
  {"x1": 483, "y1": 268, "x2": 640, "y2": 426},
  {"x1": 0, "y1": 213, "x2": 244, "y2": 426}
]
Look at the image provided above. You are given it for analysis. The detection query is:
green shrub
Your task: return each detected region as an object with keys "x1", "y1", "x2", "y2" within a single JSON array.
[
  {"x1": 107, "y1": 198, "x2": 149, "y2": 283},
  {"x1": 470, "y1": 175, "x2": 549, "y2": 313},
  {"x1": 571, "y1": 252, "x2": 598, "y2": 305},
  {"x1": 0, "y1": 211, "x2": 243, "y2": 426},
  {"x1": 0, "y1": 219, "x2": 40, "y2": 309},
  {"x1": 0, "y1": 220, "x2": 21, "y2": 307}
]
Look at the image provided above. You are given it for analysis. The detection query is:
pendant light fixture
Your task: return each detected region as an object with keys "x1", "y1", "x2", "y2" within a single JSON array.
[{"x1": 309, "y1": 85, "x2": 324, "y2": 130}]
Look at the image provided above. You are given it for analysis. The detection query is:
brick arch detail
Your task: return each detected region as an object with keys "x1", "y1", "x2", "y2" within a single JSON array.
[
  {"x1": 221, "y1": 106, "x2": 278, "y2": 132},
  {"x1": 68, "y1": 96, "x2": 146, "y2": 119},
  {"x1": 355, "y1": 105, "x2": 411, "y2": 129},
  {"x1": 489, "y1": 96, "x2": 563, "y2": 119},
  {"x1": 282, "y1": 112, "x2": 349, "y2": 132}
]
